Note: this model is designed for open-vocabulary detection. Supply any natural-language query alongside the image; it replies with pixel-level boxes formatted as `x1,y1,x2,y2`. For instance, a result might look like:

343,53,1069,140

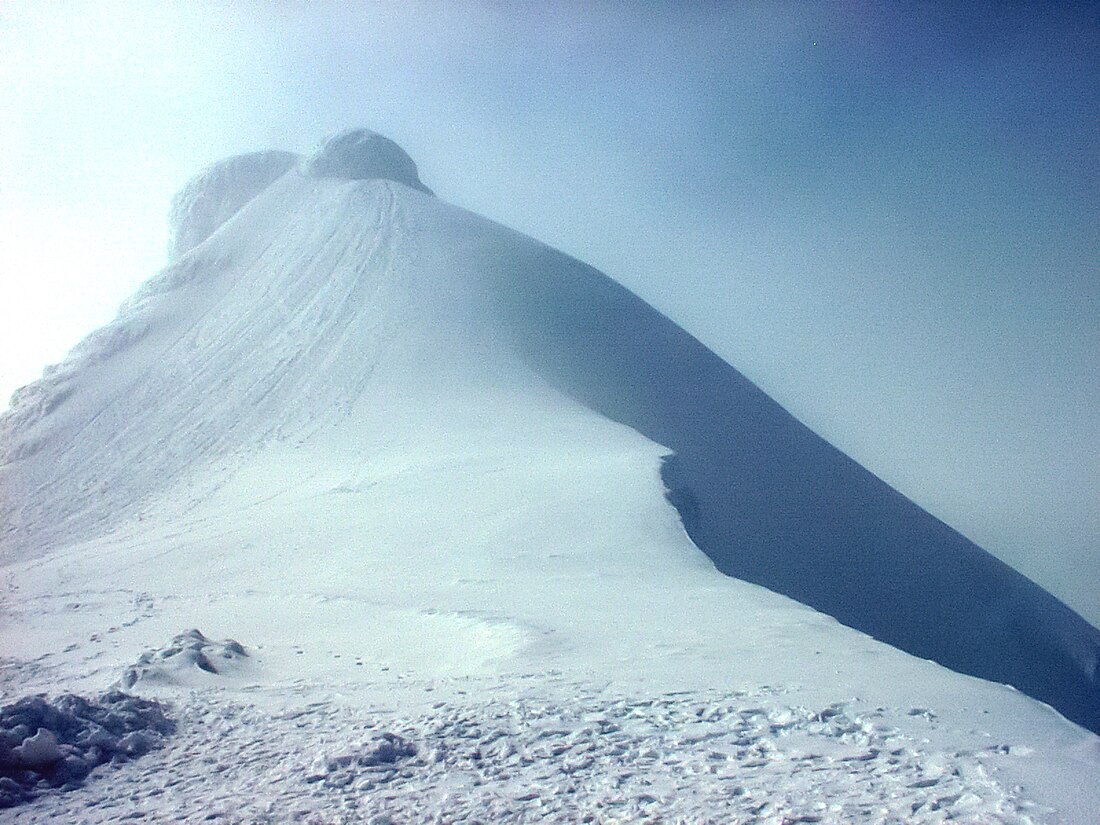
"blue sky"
0,1,1096,622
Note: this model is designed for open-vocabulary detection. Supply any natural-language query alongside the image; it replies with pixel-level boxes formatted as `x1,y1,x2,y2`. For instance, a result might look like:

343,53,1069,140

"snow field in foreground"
2,680,1050,825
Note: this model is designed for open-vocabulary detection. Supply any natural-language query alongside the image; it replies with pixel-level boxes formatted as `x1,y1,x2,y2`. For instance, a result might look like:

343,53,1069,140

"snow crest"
168,150,299,260
302,129,432,194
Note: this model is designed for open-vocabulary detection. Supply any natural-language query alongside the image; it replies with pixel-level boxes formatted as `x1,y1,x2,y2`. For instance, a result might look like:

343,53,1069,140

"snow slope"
484,241,1100,737
1,130,1098,821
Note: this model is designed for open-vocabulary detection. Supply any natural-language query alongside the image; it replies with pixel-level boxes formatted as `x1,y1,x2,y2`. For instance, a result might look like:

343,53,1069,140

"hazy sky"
1,2,1097,623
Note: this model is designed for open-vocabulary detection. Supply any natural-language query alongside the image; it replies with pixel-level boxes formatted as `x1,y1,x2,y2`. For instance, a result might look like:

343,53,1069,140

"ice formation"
301,128,432,193
167,150,299,260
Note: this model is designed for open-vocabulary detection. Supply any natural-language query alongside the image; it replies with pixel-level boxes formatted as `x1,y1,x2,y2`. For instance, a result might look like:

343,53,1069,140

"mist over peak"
2,136,1097,738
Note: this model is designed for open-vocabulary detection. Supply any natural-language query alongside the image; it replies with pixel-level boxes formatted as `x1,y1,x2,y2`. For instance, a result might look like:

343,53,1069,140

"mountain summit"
1,129,1098,752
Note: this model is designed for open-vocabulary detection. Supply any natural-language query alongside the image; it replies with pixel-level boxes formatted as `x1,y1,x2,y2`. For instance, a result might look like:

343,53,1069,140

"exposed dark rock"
0,692,174,809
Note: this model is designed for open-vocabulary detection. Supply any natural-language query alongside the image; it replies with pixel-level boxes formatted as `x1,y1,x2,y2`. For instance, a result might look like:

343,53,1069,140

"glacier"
0,129,1098,822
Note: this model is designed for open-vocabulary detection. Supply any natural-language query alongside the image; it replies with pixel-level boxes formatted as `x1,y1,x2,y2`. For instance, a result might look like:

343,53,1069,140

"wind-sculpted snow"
167,150,299,260
302,129,432,194
0,171,427,557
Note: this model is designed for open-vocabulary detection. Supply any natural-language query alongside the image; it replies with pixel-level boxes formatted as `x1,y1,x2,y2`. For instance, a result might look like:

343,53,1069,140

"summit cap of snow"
303,129,433,194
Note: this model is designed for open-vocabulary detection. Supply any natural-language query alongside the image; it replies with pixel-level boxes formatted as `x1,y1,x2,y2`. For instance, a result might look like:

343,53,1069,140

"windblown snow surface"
1,130,1098,823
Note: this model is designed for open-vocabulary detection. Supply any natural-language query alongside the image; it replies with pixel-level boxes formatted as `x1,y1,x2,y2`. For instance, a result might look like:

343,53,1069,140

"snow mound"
119,629,250,689
0,692,174,809
302,129,432,194
168,150,299,260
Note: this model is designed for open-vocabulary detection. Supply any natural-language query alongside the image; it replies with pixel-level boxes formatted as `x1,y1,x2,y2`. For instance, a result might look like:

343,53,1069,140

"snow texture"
1,130,1099,821
0,683,1065,823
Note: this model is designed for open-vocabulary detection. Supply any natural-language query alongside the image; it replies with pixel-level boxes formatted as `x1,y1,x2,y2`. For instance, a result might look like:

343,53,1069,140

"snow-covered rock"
13,728,61,767
119,629,250,689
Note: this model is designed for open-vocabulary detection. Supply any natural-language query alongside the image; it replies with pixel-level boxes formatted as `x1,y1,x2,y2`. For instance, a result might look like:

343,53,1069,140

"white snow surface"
1,158,1099,822
167,149,299,260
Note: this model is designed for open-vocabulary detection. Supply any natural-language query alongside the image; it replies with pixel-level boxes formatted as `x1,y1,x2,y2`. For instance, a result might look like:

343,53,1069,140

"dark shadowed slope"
482,240,1100,735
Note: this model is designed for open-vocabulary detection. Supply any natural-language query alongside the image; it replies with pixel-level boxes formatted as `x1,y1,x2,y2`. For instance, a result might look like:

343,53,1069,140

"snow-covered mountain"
1,130,1098,822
